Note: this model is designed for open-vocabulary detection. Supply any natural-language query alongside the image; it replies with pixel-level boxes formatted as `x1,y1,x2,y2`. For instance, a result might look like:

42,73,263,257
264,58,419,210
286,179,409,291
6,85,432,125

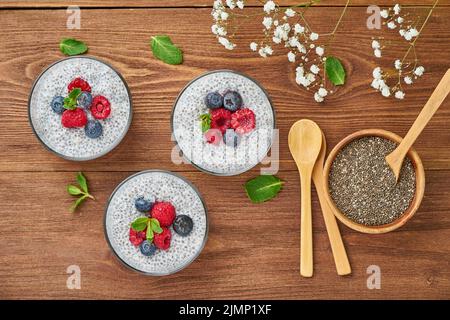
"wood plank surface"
0,1,449,300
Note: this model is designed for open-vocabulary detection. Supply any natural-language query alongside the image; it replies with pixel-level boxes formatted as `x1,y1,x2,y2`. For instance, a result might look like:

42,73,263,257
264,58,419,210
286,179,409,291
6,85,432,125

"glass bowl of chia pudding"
171,70,276,176
104,170,208,276
28,56,132,161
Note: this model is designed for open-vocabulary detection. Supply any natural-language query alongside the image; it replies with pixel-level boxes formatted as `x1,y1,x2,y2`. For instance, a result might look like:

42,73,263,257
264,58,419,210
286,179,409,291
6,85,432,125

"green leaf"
325,56,346,86
244,175,284,203
146,222,154,241
70,195,88,212
199,113,211,133
150,218,163,234
67,185,83,196
64,88,81,110
77,172,88,193
131,217,148,231
59,38,88,56
150,35,183,65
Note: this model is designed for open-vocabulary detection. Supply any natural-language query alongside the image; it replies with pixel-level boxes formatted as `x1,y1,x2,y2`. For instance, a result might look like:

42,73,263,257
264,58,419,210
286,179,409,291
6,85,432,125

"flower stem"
325,0,350,48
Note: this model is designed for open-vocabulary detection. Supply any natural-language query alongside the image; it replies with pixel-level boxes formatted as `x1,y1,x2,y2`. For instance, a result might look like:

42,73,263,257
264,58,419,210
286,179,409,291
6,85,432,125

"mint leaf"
244,175,284,203
70,195,87,212
199,113,211,133
60,38,88,56
77,172,88,193
146,222,154,241
64,88,81,110
150,218,163,234
67,185,83,196
150,35,183,65
325,56,346,86
131,217,148,231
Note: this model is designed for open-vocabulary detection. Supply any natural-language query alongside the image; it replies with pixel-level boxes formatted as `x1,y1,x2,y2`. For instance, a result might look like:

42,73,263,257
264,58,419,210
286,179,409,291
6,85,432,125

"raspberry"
68,77,91,93
204,128,222,145
231,108,256,134
210,108,231,134
153,227,171,250
129,227,147,247
151,202,176,227
90,95,111,120
61,108,88,128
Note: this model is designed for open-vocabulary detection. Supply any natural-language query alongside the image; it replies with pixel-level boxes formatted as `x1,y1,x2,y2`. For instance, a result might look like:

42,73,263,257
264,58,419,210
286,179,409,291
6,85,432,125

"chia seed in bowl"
104,170,208,276
171,70,276,176
28,56,132,161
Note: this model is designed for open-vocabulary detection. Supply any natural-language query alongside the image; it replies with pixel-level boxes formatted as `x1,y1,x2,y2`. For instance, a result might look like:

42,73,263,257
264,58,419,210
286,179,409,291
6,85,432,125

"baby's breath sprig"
370,1,439,100
211,0,349,103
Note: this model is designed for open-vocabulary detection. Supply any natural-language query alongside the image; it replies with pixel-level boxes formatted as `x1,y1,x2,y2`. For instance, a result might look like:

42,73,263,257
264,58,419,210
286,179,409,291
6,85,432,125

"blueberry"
173,215,193,237
223,91,243,112
77,91,93,109
51,96,65,114
139,240,157,256
204,92,223,109
135,196,154,213
223,129,241,148
84,120,103,139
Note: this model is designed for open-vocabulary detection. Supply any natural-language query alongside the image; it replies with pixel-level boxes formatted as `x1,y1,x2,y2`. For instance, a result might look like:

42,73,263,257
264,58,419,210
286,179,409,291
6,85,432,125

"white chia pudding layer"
105,171,208,275
172,70,275,175
29,57,132,160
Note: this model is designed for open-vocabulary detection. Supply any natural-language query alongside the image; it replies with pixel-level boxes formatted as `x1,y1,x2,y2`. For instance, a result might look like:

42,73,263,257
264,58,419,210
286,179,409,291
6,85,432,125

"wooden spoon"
288,119,323,277
312,132,351,276
386,69,450,182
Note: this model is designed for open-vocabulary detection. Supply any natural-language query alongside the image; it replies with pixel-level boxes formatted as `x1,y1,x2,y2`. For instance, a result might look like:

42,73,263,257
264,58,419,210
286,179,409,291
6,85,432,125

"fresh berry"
151,202,176,227
153,227,171,250
90,95,111,120
223,91,243,112
61,108,87,128
129,227,147,246
139,240,157,256
204,129,222,145
68,77,91,93
231,108,256,134
173,215,194,237
84,120,103,139
135,196,154,213
77,91,93,109
51,96,65,114
223,129,241,148
204,92,223,109
210,108,231,134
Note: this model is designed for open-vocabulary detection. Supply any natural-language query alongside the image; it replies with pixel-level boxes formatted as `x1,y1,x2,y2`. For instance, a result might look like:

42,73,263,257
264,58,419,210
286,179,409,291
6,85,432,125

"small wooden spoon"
386,69,450,182
312,132,351,276
288,119,323,277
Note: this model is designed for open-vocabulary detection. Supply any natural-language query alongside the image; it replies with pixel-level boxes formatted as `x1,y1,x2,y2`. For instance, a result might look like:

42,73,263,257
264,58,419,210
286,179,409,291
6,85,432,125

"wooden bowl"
323,129,425,234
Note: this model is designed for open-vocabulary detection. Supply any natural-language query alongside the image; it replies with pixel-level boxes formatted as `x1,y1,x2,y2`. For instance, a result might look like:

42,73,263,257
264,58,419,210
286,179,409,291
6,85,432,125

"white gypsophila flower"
258,48,267,58
258,45,273,58
393,4,401,15
212,11,220,21
294,23,305,34
309,32,319,41
395,90,405,99
387,21,396,29
218,37,234,50
310,64,320,74
381,86,391,97
372,67,382,79
213,0,222,10
296,66,304,76
372,40,380,49
318,87,328,97
298,43,306,53
250,42,258,51
236,0,244,9
272,36,282,44
264,0,276,14
397,16,404,24
265,46,273,55
226,0,236,9
211,24,219,35
394,59,402,70
314,92,324,102
288,37,300,48
409,28,419,37
273,24,290,41
315,46,324,56
414,66,425,76
285,8,296,17
221,11,229,20
310,43,315,49
288,51,296,62
404,31,412,41
399,29,406,36
404,76,413,84
374,49,382,58
371,78,381,90
217,26,227,36
380,9,389,18
263,16,273,30
306,72,316,82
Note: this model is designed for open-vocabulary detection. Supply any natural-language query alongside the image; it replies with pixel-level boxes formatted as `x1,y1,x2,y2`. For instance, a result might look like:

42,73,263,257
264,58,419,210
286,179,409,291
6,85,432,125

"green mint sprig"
67,172,95,212
60,38,88,56
325,56,346,86
244,175,284,203
199,113,211,133
131,217,163,243
64,88,81,110
150,35,183,65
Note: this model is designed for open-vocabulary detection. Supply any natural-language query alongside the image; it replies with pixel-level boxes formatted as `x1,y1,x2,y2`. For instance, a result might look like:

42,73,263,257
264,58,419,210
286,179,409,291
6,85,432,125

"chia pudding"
328,136,416,226
104,170,208,275
172,70,275,175
29,56,132,161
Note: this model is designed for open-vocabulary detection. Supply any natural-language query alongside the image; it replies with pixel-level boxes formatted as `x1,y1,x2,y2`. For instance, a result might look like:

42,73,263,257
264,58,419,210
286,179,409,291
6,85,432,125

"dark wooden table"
0,0,449,299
